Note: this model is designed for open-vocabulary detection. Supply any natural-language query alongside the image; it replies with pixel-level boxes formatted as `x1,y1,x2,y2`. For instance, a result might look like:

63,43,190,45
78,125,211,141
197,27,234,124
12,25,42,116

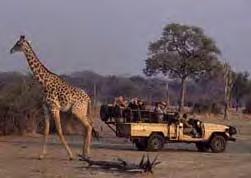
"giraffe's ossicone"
10,35,93,160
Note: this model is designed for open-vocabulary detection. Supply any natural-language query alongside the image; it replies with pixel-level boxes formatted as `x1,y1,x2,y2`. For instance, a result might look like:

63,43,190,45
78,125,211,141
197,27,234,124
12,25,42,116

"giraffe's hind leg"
39,105,50,160
51,110,74,160
72,105,92,157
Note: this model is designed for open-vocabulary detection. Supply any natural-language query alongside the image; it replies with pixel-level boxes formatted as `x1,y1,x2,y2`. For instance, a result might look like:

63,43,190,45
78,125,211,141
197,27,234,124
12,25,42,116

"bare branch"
78,154,161,173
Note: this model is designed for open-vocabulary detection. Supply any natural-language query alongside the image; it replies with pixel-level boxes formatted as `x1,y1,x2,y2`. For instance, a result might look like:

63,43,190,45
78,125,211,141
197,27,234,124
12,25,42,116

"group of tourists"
113,96,145,110
112,96,198,137
113,96,169,113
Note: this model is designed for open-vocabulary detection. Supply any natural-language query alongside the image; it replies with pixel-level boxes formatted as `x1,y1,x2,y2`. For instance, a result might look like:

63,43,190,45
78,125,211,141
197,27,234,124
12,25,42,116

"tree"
144,23,221,111
232,71,250,111
223,63,234,120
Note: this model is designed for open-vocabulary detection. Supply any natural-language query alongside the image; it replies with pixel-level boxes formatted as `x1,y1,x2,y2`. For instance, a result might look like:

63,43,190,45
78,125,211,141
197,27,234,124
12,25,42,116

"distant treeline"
0,70,247,135
62,70,225,105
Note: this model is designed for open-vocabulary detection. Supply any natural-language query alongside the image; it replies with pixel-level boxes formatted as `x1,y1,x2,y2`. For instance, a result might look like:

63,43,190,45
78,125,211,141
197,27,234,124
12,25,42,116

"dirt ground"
0,113,251,178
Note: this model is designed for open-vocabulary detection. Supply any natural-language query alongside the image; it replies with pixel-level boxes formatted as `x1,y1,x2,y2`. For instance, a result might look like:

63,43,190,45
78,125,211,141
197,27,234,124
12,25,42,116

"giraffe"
10,35,93,160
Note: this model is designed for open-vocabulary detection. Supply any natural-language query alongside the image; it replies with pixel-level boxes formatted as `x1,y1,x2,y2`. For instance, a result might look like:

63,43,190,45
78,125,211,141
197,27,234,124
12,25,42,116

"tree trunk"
179,78,186,112
224,102,229,120
235,98,239,112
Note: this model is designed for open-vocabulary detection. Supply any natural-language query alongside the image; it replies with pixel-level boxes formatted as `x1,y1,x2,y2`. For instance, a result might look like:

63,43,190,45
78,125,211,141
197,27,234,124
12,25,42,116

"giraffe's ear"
20,35,25,40
28,40,32,44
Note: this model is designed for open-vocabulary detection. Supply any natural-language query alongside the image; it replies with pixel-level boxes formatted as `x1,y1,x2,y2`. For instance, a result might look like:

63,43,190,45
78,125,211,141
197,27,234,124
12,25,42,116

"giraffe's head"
10,35,30,54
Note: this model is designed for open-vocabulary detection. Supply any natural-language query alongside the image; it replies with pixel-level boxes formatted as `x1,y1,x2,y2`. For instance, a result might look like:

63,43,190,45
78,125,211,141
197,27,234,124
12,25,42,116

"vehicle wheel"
196,142,210,152
210,135,226,153
147,134,165,151
134,139,147,151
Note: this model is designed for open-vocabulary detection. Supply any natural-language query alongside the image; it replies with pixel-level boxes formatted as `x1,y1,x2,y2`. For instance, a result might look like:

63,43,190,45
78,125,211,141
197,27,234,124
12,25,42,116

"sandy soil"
0,114,251,178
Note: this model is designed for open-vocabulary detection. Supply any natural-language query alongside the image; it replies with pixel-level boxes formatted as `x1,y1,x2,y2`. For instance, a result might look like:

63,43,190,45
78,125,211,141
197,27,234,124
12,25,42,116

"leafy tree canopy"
144,23,222,80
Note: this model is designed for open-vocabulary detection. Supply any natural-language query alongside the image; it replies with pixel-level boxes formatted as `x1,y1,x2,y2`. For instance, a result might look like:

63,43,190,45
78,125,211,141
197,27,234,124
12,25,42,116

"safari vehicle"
100,104,237,153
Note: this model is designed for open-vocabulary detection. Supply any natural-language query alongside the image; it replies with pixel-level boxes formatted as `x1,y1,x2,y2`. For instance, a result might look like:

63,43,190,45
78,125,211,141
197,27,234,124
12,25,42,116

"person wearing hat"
160,101,167,113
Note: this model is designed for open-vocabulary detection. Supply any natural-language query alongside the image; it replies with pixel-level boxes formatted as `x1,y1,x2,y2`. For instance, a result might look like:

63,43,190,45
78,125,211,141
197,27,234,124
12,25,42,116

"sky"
0,0,250,76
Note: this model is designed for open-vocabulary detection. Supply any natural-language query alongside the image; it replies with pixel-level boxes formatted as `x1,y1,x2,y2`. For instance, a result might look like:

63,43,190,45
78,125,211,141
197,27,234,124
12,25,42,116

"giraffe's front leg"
39,105,50,160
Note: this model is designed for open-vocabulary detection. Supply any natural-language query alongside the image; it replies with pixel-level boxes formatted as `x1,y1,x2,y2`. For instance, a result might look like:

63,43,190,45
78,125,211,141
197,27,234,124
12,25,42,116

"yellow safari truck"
115,121,236,153
100,105,237,153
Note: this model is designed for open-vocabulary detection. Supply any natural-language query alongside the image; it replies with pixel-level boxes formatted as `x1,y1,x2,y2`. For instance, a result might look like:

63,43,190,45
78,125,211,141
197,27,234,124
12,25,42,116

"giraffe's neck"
22,42,53,86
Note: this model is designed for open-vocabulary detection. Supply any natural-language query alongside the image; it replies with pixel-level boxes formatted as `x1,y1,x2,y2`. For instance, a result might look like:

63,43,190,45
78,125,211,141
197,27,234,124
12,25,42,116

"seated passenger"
180,114,198,137
128,97,139,110
153,102,165,123
160,101,167,113
114,96,127,108
138,99,145,110
113,96,127,121
128,97,142,122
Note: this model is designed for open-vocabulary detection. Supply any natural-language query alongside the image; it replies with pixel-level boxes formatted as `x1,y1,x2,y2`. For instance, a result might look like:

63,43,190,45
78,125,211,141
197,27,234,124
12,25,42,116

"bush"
192,101,222,114
0,75,44,135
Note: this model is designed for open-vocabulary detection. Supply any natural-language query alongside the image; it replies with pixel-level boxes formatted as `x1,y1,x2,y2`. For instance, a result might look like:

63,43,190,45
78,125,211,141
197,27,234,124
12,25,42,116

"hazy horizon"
0,0,250,76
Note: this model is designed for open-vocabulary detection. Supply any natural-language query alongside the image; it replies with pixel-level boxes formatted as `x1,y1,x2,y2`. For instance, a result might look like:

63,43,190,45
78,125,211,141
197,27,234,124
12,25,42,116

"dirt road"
0,116,251,178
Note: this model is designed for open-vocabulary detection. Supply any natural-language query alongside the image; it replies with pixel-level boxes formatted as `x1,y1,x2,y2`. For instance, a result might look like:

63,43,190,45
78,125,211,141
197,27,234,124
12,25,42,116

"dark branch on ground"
78,154,161,173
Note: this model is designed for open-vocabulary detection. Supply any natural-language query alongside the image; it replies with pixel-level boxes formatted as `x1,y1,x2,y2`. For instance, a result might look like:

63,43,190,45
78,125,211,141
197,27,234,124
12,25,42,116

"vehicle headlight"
197,121,201,127
229,126,237,135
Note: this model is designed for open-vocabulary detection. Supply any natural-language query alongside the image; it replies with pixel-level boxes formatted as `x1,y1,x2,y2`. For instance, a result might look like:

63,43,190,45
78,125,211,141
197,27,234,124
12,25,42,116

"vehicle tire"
134,139,147,151
196,142,210,152
147,134,165,151
210,135,226,153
